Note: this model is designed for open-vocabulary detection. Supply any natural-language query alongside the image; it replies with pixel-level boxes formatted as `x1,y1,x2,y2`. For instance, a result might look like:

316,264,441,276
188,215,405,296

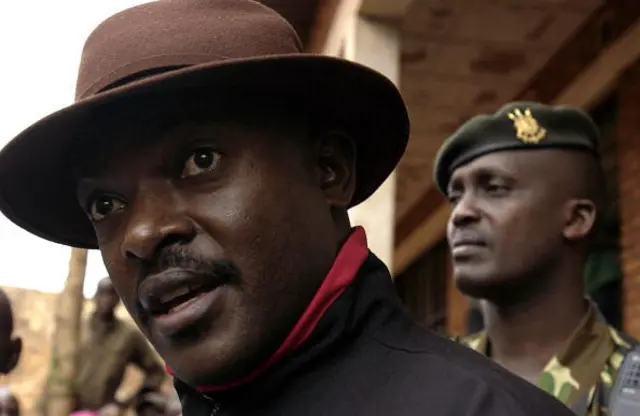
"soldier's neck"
483,265,588,382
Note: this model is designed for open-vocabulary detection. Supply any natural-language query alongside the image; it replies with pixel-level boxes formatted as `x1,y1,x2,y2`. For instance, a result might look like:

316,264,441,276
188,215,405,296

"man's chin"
455,271,526,305
453,267,500,299
171,366,226,387
167,356,248,387
162,338,270,387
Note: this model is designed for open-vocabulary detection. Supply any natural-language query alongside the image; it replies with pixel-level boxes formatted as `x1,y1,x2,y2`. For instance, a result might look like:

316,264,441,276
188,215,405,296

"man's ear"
1,337,21,374
563,199,597,241
313,130,356,208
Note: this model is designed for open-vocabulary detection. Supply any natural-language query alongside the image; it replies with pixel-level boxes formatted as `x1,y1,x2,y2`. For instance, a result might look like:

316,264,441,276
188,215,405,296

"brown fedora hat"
0,0,409,249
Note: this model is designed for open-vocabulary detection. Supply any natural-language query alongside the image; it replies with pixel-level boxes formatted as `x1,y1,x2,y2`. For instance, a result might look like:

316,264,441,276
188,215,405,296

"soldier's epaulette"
608,326,638,352
451,332,485,352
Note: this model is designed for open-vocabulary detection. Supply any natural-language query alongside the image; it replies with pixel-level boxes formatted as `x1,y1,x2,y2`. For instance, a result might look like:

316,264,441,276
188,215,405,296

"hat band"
76,53,228,100
98,65,189,94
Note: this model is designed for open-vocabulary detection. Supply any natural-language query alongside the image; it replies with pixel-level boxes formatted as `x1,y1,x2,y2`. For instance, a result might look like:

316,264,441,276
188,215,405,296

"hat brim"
0,54,409,249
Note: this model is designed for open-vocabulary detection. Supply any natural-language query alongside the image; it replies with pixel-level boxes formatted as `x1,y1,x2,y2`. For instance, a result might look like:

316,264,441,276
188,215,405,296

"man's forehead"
75,119,208,175
449,148,580,189
450,150,527,179
73,97,310,177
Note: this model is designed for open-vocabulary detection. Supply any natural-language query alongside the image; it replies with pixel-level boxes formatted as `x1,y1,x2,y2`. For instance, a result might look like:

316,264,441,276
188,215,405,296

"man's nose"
120,186,195,262
450,193,481,227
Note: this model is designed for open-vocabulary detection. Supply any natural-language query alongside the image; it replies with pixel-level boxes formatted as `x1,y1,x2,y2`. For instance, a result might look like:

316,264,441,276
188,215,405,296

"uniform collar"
463,301,617,406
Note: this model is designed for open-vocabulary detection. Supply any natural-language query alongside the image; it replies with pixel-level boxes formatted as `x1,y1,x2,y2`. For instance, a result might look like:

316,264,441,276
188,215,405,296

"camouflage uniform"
455,304,637,415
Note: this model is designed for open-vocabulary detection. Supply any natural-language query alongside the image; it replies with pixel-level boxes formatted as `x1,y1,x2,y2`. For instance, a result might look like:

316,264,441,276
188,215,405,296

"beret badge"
507,108,547,144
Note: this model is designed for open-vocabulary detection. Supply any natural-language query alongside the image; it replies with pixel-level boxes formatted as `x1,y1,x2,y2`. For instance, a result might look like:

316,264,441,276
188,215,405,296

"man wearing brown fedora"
0,1,574,415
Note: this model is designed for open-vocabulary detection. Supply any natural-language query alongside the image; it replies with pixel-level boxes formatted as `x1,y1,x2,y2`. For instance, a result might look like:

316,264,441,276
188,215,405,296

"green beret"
433,101,601,194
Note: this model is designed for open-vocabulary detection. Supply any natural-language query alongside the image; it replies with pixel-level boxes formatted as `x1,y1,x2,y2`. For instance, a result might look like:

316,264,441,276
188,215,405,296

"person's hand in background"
98,403,122,416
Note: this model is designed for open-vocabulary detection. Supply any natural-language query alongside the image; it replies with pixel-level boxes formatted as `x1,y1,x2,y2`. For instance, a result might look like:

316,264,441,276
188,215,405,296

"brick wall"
618,60,640,338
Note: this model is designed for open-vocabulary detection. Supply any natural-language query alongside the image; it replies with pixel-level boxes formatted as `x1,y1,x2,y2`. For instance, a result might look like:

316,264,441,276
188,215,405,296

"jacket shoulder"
372,326,573,415
467,385,575,416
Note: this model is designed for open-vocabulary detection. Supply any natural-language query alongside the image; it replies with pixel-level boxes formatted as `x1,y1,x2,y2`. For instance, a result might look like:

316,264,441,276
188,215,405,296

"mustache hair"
135,248,242,324
147,247,242,283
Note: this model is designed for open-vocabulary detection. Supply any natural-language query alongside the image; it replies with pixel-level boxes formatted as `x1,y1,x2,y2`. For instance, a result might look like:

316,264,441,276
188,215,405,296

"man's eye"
88,195,126,222
486,183,508,194
181,148,222,179
447,193,461,205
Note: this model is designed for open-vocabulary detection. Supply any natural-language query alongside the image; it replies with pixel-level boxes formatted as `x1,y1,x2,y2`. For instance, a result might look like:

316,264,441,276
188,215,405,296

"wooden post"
45,248,88,415
344,16,400,271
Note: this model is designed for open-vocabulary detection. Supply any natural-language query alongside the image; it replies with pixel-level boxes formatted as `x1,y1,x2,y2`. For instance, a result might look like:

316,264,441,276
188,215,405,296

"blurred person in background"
134,387,172,416
42,278,165,413
0,289,21,376
0,387,19,416
74,278,166,411
165,390,182,416
98,403,123,416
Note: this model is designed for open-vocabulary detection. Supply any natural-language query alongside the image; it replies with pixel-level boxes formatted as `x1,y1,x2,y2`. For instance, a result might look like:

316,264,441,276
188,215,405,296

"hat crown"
75,0,303,100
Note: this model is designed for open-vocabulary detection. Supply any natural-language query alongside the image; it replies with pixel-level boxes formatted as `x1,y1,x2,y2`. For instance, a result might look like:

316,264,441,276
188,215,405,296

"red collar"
168,227,369,392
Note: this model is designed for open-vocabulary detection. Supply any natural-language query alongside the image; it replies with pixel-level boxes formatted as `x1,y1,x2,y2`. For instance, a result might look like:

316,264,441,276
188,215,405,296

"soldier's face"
74,101,350,387
446,150,571,300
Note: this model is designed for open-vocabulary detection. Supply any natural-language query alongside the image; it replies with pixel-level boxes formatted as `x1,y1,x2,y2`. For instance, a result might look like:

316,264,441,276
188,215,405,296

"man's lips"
451,239,486,248
450,235,487,258
137,268,223,317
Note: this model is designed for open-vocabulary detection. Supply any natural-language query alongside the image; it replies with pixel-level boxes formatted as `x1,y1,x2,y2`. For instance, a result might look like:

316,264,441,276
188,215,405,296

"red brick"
618,59,640,338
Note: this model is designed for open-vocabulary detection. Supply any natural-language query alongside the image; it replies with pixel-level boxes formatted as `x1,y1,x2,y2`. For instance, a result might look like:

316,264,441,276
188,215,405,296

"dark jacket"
175,254,574,415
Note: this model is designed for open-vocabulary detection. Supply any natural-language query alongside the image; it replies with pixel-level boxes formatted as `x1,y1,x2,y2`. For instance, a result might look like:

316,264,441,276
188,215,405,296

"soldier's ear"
563,199,596,241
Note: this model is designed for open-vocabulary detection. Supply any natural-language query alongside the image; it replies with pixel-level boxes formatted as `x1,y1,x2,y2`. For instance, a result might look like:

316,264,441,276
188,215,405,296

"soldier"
0,1,575,415
435,101,638,414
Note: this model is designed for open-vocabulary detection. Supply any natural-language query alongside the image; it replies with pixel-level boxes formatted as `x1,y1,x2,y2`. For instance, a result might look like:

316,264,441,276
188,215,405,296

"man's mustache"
144,247,242,284
135,248,242,323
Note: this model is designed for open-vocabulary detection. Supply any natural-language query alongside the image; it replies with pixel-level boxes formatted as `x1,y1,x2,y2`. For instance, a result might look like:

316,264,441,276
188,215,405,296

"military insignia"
507,108,547,144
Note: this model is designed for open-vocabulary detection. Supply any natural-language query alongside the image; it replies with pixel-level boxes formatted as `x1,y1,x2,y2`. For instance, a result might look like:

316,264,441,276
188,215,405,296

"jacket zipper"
207,397,222,415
